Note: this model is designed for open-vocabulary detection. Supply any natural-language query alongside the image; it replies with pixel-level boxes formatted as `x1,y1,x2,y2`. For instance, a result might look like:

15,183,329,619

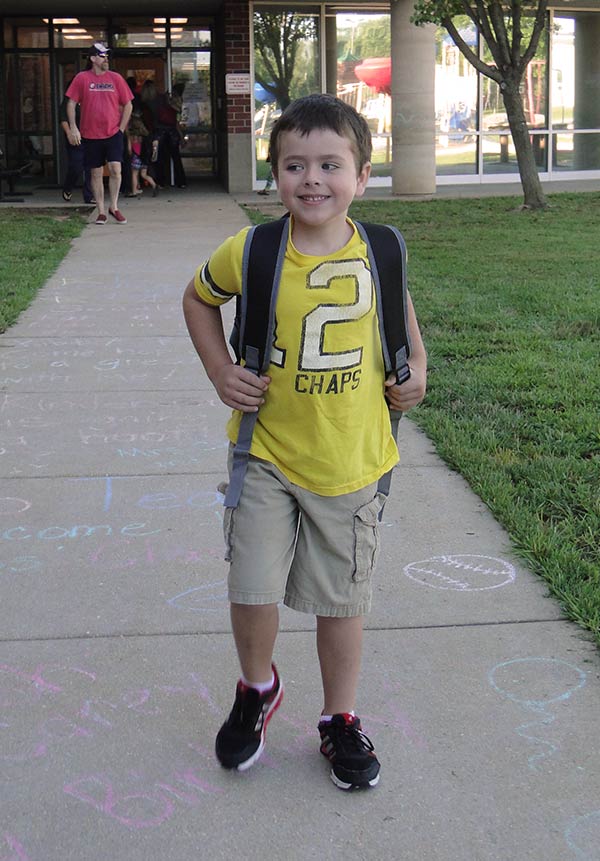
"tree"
254,12,318,110
354,18,391,59
411,0,549,209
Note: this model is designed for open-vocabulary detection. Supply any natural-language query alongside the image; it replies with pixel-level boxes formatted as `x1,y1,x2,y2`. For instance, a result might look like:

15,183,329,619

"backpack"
224,214,411,511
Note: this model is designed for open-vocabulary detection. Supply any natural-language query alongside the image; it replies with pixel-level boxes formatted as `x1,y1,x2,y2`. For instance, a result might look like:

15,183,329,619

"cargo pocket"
223,507,235,562
352,493,384,582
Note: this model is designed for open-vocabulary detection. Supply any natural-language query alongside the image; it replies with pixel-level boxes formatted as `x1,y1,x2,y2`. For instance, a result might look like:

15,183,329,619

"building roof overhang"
5,0,223,14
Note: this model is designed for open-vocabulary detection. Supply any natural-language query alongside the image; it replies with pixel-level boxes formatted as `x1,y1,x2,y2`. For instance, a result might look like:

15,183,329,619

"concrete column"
390,0,436,194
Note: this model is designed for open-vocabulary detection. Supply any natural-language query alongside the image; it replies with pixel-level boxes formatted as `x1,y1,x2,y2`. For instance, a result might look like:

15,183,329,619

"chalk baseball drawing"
488,657,587,771
564,810,600,860
403,554,516,591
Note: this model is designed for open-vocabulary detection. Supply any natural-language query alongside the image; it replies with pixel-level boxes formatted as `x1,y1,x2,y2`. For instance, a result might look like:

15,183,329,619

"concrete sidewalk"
1,186,599,861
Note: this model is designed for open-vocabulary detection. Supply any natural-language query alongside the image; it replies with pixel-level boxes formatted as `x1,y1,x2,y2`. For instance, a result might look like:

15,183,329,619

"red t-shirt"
66,70,132,139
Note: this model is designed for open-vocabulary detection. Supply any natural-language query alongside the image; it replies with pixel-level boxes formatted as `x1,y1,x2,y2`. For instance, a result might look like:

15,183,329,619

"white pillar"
390,0,436,194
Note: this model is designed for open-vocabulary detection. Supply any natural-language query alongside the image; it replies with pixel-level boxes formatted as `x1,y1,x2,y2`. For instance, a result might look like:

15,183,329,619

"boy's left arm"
384,291,427,412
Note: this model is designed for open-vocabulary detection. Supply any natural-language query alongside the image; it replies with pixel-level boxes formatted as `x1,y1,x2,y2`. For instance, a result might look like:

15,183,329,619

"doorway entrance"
112,50,217,179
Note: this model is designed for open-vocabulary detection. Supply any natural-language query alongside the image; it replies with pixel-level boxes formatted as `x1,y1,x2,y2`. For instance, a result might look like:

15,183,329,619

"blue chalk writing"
564,810,600,859
1,523,162,542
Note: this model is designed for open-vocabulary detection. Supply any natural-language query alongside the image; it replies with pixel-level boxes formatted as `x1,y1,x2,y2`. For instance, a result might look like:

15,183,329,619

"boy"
182,94,427,790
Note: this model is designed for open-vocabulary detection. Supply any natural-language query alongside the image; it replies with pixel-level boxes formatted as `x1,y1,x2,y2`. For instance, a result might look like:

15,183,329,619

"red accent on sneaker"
320,712,354,725
109,208,127,224
318,713,380,790
95,213,107,225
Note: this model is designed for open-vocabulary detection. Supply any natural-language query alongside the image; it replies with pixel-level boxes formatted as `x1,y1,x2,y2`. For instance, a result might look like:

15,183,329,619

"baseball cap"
89,42,110,58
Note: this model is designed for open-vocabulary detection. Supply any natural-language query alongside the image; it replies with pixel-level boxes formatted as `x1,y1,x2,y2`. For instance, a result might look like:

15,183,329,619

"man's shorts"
83,131,124,170
223,452,386,618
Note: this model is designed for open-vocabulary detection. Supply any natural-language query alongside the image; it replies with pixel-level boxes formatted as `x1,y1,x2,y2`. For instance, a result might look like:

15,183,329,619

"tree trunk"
501,81,548,209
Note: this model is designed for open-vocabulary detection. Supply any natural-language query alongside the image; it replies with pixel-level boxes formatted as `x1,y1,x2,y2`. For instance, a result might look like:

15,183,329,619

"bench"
0,151,33,202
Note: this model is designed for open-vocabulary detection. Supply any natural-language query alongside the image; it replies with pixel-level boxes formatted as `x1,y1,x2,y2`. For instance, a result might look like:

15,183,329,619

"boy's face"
274,128,370,234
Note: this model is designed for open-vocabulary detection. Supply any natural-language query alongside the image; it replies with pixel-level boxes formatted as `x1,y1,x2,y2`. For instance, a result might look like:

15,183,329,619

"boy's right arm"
182,280,270,413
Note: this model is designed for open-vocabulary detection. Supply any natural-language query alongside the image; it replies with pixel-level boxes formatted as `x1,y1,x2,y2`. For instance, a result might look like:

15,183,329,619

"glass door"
171,49,215,176
54,50,88,185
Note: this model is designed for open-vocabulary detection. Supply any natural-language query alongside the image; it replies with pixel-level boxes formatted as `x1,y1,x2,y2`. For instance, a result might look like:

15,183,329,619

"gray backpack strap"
355,220,411,514
223,218,290,509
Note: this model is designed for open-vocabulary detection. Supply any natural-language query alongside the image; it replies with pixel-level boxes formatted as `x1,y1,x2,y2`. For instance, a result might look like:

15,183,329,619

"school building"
1,1,599,194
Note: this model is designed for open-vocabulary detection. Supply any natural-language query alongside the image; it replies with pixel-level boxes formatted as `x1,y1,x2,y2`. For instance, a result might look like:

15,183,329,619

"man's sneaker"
108,208,127,224
318,713,380,790
215,665,283,771
95,213,107,225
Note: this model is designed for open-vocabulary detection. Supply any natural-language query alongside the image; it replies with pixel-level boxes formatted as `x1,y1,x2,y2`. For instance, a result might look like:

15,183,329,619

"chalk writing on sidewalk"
564,810,600,860
488,657,587,771
166,581,228,613
2,656,428,831
0,498,31,516
403,554,516,591
1,832,30,861
64,768,224,830
69,477,223,514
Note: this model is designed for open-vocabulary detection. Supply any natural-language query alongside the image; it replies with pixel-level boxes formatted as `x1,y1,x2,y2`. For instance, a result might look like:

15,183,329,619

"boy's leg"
216,602,283,771
215,455,296,771
230,602,279,684
282,481,383,790
316,615,363,714
316,614,379,791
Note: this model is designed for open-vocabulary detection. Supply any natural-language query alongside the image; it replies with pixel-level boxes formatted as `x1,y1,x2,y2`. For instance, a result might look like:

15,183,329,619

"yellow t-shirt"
194,219,399,496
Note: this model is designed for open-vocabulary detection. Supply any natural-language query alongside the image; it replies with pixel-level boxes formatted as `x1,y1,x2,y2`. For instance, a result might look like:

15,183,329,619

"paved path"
1,186,599,860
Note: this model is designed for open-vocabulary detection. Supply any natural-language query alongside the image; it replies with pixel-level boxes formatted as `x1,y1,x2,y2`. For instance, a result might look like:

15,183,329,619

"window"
253,6,320,183
113,18,166,48
4,18,49,49
435,23,478,176
331,10,392,179
50,18,106,49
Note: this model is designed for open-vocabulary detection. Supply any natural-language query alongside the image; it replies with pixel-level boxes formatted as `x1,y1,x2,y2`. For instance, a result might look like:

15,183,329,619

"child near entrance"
182,94,427,790
126,110,158,198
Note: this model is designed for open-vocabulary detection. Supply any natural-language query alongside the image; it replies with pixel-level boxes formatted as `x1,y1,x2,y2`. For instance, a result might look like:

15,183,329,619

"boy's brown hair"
269,93,372,175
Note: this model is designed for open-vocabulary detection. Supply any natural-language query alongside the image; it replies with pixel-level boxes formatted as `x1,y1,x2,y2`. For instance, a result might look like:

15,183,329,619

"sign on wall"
225,73,251,95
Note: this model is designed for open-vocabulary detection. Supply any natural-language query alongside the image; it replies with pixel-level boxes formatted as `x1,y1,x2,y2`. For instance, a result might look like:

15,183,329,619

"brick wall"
224,0,252,134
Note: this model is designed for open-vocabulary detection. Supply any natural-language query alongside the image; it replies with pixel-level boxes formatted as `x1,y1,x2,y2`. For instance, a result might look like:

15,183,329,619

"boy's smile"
274,128,370,251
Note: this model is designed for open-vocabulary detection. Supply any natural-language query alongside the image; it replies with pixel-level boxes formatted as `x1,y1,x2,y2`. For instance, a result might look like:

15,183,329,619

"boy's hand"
384,366,426,413
213,364,271,412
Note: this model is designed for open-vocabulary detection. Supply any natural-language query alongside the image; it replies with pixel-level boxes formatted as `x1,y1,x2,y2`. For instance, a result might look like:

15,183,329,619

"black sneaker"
215,665,283,771
318,713,380,790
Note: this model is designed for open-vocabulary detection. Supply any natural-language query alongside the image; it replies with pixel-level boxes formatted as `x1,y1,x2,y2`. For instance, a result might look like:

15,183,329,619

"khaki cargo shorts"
222,451,385,617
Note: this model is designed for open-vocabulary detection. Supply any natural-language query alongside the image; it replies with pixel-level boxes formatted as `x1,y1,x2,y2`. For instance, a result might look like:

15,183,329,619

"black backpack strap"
355,220,411,511
224,215,290,510
355,220,411,384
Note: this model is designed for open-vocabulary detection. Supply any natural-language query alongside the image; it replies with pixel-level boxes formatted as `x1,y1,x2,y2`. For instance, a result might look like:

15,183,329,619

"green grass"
0,210,86,332
244,193,600,643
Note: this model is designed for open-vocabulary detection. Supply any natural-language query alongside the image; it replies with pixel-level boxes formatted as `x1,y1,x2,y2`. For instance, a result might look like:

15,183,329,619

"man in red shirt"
66,43,133,225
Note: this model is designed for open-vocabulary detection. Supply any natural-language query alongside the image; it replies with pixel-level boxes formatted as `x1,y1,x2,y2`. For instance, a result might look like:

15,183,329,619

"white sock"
241,672,275,694
320,710,355,723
